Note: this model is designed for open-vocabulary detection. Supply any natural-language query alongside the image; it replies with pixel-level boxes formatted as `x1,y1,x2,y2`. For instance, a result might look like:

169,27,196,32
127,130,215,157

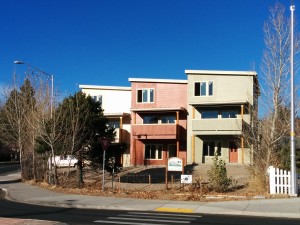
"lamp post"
14,61,54,118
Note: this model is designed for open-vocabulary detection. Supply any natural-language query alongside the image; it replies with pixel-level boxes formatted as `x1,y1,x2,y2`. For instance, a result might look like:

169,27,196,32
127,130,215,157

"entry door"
229,141,238,163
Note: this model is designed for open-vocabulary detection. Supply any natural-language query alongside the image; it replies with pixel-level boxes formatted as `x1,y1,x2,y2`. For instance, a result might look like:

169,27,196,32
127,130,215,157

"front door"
229,141,238,163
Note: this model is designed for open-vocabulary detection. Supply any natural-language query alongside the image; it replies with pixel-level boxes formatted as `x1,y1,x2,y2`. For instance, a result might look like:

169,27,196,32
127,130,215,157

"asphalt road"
0,189,299,225
0,162,20,175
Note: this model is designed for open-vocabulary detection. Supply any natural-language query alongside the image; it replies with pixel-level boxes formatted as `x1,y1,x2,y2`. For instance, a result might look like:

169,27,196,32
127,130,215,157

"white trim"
129,78,187,84
185,70,257,76
79,85,131,91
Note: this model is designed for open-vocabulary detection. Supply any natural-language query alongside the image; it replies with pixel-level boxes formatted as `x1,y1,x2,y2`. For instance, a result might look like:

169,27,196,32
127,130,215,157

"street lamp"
14,60,54,118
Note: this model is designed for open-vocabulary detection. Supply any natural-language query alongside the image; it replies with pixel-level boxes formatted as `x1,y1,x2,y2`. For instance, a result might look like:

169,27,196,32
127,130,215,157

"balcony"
192,118,245,135
132,124,178,139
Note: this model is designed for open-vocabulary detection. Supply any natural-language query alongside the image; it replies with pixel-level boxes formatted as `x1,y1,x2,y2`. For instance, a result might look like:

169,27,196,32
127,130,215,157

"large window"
145,144,163,160
195,81,213,96
161,115,176,124
201,110,218,119
221,110,238,118
137,89,154,103
203,141,221,156
143,114,175,124
143,116,159,124
199,108,239,119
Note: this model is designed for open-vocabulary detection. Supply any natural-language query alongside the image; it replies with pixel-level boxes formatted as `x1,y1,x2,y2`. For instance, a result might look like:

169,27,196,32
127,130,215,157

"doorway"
229,141,238,163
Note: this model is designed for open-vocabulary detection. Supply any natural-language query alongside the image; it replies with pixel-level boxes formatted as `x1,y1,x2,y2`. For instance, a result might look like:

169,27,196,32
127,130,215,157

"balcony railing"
192,118,244,135
132,124,177,139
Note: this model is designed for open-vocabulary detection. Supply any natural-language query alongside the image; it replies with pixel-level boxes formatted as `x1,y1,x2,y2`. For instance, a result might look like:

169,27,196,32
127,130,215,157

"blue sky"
0,0,297,96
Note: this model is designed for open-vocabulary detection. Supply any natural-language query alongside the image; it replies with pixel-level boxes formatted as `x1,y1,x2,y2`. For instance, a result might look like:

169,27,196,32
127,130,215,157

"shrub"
207,153,233,192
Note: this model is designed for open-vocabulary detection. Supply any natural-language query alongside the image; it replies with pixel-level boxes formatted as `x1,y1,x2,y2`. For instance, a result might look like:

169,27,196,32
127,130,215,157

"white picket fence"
268,166,299,195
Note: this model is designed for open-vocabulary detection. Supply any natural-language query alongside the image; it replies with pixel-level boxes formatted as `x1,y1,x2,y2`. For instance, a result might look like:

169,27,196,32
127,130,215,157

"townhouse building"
129,78,187,166
79,85,131,167
185,70,259,165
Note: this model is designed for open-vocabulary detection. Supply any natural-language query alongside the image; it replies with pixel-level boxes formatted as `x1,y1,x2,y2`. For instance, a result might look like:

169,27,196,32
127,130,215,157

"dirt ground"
30,165,279,202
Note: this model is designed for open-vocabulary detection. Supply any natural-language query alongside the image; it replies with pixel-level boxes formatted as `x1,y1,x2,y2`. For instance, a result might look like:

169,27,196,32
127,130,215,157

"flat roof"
185,70,257,76
79,85,131,91
129,78,187,84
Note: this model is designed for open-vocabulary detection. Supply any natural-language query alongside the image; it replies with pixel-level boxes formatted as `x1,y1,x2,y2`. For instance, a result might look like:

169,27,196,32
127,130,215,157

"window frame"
203,140,222,157
145,144,163,160
137,88,154,103
194,81,213,97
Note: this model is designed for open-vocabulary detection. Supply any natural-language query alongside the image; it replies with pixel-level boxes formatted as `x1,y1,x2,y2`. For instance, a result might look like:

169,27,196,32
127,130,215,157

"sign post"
167,157,183,189
100,137,111,192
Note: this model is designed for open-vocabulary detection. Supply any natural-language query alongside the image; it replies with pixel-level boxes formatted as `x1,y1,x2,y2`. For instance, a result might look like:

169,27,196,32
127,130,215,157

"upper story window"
143,116,159,124
161,115,176,124
199,108,239,119
201,110,218,119
221,110,238,118
143,114,176,124
92,95,102,107
137,89,154,103
107,121,120,129
194,81,213,96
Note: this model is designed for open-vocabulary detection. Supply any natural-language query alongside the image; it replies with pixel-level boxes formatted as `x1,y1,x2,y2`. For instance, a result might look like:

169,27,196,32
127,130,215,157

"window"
203,141,221,156
201,110,218,119
203,141,214,156
143,116,159,124
143,114,175,124
92,95,102,107
161,115,175,124
221,111,238,118
194,81,213,96
145,144,163,160
137,89,154,103
107,121,120,128
208,81,213,96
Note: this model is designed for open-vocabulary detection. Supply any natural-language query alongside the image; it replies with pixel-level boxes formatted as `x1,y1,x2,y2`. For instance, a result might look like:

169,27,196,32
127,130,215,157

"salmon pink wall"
131,82,187,110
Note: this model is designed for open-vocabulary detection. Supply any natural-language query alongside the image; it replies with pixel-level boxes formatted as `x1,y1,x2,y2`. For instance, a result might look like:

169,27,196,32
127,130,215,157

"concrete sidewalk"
0,171,300,224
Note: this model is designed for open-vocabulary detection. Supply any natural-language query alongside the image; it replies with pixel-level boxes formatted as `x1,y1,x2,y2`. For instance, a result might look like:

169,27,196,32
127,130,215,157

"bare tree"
245,3,300,191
